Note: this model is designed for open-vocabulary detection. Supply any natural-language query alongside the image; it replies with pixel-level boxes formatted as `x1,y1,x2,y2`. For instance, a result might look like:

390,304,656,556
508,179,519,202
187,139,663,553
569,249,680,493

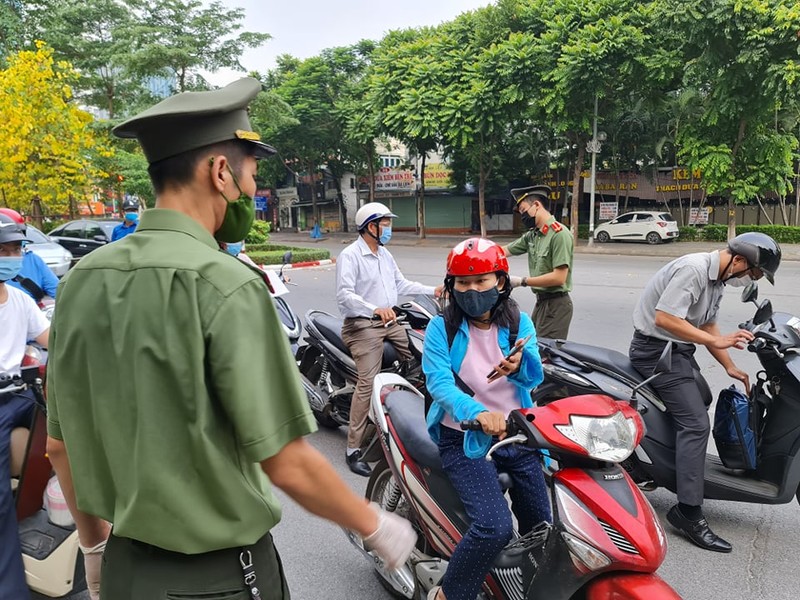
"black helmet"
122,198,138,212
728,232,781,284
0,213,28,245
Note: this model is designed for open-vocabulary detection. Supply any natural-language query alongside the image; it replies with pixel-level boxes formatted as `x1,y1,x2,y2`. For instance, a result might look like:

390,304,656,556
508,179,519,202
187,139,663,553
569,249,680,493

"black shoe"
666,505,732,553
346,451,372,477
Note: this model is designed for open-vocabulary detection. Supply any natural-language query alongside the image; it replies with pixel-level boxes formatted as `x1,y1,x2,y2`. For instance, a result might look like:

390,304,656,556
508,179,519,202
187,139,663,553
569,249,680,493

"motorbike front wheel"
366,461,423,599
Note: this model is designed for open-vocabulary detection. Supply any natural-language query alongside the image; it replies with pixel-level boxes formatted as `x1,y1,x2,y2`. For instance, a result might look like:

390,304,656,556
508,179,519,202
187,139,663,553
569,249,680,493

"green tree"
121,0,271,92
655,0,800,239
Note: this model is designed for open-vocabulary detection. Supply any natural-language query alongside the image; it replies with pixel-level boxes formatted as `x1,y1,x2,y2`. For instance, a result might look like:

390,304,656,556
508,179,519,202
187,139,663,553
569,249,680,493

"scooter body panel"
585,572,682,600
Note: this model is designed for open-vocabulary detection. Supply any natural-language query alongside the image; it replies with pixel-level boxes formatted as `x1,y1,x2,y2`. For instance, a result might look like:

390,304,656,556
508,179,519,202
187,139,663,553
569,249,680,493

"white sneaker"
427,585,441,600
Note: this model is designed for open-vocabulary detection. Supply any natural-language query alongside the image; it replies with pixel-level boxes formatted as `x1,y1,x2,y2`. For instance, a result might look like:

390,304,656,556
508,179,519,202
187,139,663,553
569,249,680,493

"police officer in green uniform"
45,78,415,600
503,185,574,340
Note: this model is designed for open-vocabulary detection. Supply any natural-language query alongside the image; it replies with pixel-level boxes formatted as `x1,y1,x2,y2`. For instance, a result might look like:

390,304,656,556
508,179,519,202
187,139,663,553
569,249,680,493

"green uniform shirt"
47,209,317,554
506,216,574,294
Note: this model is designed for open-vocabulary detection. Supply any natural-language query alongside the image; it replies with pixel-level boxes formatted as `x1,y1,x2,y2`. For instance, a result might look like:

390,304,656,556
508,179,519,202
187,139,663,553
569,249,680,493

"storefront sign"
375,167,414,192
689,206,711,225
424,163,452,190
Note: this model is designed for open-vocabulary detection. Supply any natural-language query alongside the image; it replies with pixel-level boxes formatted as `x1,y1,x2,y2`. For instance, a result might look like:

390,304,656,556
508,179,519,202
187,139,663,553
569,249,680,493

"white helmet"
355,202,397,230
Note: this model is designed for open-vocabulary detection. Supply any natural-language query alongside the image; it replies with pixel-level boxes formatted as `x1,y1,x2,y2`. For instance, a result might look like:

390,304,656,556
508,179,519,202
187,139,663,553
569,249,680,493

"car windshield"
25,226,51,244
100,222,120,237
659,213,677,222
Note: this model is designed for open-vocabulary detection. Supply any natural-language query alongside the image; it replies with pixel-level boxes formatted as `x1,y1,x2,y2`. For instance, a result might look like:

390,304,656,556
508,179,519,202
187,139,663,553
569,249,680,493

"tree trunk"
367,148,376,203
727,196,737,240
417,153,426,239
570,139,585,246
333,177,348,233
755,195,774,225
31,196,44,229
308,162,318,230
478,159,487,239
795,160,800,226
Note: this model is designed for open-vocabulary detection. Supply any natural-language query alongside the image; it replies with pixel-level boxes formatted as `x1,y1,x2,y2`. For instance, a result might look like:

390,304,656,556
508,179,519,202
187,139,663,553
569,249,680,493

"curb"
261,258,336,271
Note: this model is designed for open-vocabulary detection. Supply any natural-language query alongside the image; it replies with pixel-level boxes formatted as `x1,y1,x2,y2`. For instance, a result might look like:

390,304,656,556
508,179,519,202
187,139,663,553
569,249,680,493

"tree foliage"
0,42,113,216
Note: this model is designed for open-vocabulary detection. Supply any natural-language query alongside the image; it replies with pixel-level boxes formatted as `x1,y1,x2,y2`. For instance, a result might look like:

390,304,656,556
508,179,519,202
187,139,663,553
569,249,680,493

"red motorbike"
346,364,682,599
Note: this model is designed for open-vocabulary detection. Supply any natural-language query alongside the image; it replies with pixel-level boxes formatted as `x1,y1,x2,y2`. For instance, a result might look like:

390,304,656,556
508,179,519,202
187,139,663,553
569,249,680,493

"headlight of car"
555,412,639,462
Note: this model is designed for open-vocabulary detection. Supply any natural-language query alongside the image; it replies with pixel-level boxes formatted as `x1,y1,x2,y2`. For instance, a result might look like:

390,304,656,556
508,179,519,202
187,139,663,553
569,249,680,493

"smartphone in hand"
487,334,532,380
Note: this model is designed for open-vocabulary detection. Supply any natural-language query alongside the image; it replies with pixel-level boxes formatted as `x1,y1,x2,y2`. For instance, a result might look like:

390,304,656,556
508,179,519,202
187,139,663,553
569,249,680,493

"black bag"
713,385,757,470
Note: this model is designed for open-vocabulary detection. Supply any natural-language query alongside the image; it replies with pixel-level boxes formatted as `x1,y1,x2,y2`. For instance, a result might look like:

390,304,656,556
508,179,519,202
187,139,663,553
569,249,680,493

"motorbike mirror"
630,342,672,408
752,299,774,326
653,342,673,376
741,282,759,304
282,251,293,265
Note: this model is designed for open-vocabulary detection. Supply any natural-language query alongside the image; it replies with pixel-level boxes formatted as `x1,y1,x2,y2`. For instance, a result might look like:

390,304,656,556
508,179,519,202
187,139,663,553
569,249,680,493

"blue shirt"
422,312,543,459
111,221,137,241
8,250,60,299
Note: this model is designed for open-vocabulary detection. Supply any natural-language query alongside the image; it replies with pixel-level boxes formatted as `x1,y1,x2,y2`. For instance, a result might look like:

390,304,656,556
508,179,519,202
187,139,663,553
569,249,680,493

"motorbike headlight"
555,412,638,462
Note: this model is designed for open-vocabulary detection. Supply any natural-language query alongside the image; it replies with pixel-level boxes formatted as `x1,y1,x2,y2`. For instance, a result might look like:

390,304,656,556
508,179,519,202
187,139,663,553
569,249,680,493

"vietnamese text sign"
599,202,619,221
689,206,710,225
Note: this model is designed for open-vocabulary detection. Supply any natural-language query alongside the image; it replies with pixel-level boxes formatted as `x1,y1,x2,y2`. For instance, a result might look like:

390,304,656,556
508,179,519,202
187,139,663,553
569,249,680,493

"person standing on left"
336,202,443,476
503,185,574,340
0,217,50,600
110,198,139,242
45,78,415,600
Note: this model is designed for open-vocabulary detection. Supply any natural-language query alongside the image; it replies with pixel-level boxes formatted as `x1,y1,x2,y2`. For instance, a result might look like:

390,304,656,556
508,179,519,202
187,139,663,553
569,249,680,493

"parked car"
25,225,73,277
48,219,122,259
593,211,679,244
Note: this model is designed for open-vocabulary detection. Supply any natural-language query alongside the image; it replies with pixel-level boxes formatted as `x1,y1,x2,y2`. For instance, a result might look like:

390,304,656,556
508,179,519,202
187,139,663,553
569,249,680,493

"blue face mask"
225,242,244,256
125,212,138,222
379,225,392,245
0,256,23,282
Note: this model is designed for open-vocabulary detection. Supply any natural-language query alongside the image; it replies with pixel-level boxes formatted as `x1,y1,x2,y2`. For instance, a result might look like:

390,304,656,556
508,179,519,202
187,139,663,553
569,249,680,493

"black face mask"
453,287,500,318
520,206,539,230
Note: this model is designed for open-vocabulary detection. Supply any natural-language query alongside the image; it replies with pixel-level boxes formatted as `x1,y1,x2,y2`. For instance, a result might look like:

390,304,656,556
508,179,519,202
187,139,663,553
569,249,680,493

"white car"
594,211,679,244
25,225,74,277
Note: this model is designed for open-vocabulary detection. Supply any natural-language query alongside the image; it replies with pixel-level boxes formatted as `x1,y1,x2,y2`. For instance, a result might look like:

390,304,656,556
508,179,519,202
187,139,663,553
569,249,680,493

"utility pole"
587,95,600,246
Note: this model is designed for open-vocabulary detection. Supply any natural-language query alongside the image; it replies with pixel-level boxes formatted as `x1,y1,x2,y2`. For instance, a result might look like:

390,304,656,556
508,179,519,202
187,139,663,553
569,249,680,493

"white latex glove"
80,540,106,600
362,504,417,570
509,276,524,288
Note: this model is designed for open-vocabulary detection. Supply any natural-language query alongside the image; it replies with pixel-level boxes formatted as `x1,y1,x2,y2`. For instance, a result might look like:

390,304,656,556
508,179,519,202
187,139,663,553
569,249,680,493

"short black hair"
147,140,253,194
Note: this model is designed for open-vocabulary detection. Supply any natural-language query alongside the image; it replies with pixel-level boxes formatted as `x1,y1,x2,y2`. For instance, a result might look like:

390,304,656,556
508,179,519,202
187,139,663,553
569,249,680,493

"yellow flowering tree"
0,41,113,217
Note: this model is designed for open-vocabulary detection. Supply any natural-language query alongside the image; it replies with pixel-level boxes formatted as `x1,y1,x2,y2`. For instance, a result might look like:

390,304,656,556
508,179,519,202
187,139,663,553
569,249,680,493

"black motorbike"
296,295,440,429
532,283,800,507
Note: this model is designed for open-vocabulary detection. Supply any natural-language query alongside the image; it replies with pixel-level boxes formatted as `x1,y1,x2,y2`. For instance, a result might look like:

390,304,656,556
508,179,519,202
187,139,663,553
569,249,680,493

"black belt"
633,330,670,344
536,291,569,301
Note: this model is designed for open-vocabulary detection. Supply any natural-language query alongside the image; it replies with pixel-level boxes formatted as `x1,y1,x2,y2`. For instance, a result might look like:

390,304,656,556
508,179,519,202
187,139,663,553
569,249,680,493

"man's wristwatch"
520,277,528,287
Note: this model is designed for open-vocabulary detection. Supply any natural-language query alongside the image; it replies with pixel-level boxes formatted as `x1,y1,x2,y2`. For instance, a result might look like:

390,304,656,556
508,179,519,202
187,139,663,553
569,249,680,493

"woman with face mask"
422,238,552,600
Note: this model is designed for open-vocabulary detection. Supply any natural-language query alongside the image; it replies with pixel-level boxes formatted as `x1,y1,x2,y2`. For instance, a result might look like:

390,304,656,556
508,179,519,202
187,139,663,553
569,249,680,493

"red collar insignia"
551,222,563,232
539,224,549,235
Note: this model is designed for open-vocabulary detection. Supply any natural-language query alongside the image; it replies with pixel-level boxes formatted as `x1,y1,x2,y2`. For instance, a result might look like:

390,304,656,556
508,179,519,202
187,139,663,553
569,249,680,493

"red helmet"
446,238,509,277
0,207,24,224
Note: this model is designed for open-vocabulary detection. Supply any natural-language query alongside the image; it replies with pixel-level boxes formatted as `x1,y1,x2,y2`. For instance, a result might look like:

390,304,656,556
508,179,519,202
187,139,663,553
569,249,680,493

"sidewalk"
267,229,800,262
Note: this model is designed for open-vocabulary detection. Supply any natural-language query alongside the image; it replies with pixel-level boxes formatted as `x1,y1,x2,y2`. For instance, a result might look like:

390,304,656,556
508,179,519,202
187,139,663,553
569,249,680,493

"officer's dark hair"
148,140,254,194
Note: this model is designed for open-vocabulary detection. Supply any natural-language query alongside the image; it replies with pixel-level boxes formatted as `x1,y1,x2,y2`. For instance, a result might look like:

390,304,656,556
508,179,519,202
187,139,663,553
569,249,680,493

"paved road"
270,243,800,600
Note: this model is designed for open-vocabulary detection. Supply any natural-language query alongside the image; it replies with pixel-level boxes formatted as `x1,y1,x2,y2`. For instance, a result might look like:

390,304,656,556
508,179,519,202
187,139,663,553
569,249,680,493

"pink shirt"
441,323,521,430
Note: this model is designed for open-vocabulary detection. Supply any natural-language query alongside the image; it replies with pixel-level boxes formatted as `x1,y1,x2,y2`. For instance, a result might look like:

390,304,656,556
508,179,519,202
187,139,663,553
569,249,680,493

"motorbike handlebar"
748,337,767,353
459,417,520,435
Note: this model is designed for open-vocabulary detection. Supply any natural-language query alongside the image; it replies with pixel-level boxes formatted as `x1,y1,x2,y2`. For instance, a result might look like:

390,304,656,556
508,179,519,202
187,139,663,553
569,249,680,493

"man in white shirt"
1,219,50,598
336,203,442,476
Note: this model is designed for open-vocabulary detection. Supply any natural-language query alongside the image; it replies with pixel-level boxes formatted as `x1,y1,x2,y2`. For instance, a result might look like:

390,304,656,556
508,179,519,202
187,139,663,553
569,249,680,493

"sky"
208,0,493,85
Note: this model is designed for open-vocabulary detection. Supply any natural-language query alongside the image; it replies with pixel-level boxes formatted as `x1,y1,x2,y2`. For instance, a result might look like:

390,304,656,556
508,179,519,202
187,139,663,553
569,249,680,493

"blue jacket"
423,312,543,459
8,250,59,299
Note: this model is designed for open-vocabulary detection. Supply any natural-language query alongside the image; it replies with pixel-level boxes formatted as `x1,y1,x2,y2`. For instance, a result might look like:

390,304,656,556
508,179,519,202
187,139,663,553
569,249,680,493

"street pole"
587,94,599,247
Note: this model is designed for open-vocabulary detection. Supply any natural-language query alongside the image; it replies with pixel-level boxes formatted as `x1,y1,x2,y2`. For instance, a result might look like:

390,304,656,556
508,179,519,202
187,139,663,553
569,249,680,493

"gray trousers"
629,333,710,506
341,318,412,450
532,293,573,339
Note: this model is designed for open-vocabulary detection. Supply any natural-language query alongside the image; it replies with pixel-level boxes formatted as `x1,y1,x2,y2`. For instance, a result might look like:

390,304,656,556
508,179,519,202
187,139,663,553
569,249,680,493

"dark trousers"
1,389,35,600
629,333,710,506
437,426,551,600
341,318,412,450
101,532,289,600
532,293,573,339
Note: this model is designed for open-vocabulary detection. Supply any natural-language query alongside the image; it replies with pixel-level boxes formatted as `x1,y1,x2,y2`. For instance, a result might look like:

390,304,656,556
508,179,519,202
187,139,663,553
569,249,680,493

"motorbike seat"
385,390,442,470
556,341,647,385
309,312,400,368
384,390,513,489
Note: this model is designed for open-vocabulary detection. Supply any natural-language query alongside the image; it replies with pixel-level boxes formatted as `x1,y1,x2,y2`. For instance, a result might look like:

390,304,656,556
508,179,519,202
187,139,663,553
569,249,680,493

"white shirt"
0,284,50,376
336,236,435,318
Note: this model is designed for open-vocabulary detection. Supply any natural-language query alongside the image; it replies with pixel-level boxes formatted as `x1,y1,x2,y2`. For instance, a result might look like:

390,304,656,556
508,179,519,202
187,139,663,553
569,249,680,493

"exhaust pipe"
301,374,326,412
